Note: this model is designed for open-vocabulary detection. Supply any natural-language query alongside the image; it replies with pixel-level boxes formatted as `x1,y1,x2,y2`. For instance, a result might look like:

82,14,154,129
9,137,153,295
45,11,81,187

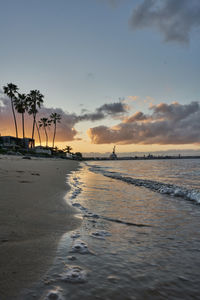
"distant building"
34,146,52,155
109,146,118,160
66,152,73,159
0,136,34,149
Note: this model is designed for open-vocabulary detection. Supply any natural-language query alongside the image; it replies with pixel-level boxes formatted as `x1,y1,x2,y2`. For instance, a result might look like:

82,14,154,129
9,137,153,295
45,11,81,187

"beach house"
0,136,34,150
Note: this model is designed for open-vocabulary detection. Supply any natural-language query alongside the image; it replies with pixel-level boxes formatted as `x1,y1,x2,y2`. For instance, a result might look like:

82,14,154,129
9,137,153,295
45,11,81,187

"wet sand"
0,155,81,300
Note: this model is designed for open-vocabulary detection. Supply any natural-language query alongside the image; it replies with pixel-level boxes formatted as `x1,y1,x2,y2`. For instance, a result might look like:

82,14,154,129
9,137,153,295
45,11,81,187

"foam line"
103,173,200,204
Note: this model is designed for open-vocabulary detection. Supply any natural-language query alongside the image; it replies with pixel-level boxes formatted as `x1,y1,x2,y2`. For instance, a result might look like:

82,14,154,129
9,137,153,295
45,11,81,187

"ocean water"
24,159,200,300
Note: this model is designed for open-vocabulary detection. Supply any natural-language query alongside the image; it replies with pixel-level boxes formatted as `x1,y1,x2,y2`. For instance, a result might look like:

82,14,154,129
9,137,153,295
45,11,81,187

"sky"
0,0,200,155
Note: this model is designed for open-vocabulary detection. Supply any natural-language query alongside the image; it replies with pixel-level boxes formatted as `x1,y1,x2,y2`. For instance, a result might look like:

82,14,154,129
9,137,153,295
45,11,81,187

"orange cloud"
0,96,79,146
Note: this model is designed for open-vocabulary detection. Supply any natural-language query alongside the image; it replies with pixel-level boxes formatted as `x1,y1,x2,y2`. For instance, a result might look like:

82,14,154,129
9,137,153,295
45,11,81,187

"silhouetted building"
0,136,34,149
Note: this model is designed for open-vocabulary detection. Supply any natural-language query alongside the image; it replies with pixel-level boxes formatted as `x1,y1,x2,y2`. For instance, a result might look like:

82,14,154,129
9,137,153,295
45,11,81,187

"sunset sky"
1,0,200,155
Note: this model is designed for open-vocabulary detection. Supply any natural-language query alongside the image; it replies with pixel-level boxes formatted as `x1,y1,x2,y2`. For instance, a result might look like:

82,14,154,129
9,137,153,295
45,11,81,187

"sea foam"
103,172,200,204
61,265,87,283
71,240,91,254
44,288,64,300
90,230,111,239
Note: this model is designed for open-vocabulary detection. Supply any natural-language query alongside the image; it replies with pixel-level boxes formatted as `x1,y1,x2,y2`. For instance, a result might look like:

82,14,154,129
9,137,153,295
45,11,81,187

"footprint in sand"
19,180,32,183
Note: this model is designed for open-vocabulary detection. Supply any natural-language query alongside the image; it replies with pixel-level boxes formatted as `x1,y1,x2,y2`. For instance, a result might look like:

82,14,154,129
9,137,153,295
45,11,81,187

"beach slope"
0,155,81,299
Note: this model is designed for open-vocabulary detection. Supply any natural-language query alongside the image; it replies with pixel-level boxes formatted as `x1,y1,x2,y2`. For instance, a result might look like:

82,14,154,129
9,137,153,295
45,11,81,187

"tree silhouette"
50,112,61,148
75,152,83,160
64,145,73,154
38,117,51,147
36,121,42,146
14,93,27,139
3,83,19,138
27,90,44,147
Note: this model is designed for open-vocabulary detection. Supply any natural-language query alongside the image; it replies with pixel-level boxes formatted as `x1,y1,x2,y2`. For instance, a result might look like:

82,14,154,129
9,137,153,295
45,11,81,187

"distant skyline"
1,0,200,154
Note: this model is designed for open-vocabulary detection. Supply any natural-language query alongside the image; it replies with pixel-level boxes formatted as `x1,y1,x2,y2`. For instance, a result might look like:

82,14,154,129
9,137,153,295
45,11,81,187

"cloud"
127,96,139,102
150,101,199,121
129,0,200,44
88,101,200,145
123,111,150,123
77,101,129,122
0,93,128,144
98,102,128,114
0,94,78,143
39,107,78,142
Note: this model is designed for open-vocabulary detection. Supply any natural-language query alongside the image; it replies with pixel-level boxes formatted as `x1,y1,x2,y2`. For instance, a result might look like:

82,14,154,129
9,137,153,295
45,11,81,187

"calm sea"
25,159,200,300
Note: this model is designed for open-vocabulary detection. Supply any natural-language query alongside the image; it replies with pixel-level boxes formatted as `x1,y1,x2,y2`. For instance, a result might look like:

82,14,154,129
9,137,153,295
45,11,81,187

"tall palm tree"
27,90,44,147
14,93,27,139
3,83,19,138
38,117,51,147
36,121,42,146
50,112,62,148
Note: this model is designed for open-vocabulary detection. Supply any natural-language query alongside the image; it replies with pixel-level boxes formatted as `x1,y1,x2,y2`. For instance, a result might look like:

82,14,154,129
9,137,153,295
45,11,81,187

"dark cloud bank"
129,0,200,43
88,101,200,145
78,102,128,122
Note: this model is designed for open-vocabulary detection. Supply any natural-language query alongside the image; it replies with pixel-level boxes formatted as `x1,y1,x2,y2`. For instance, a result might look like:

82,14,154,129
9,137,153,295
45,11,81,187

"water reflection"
26,160,200,299
66,161,200,299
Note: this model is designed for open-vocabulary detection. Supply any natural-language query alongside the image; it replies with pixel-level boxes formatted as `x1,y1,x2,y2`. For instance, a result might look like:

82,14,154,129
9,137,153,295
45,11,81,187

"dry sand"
0,155,82,300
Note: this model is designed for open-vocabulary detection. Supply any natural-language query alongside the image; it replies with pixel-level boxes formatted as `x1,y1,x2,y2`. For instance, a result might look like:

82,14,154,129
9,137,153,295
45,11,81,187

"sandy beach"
0,155,81,300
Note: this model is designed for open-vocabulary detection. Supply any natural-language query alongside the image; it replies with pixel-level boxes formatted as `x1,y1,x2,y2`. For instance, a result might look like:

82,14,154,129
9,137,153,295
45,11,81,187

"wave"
88,163,200,205
69,167,150,227
103,172,200,204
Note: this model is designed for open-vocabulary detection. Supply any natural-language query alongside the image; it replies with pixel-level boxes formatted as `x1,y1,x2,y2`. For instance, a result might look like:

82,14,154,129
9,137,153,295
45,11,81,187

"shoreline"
0,155,82,300
83,155,200,161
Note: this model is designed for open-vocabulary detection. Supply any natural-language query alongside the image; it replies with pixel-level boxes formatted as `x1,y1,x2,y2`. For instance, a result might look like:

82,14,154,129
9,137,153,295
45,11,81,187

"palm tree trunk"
44,127,48,147
31,113,36,148
11,97,18,138
22,113,25,139
52,123,56,148
36,122,42,146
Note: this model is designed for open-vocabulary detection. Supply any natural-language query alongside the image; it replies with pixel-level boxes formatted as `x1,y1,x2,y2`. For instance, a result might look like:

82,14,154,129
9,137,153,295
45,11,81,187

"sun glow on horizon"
2,125,200,155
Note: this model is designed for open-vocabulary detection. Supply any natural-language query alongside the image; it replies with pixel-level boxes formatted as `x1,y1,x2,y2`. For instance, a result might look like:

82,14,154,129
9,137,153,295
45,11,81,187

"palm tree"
3,83,19,138
38,117,51,147
54,146,59,153
64,145,73,154
75,152,83,160
14,93,27,139
27,90,44,147
50,113,62,148
36,121,42,146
